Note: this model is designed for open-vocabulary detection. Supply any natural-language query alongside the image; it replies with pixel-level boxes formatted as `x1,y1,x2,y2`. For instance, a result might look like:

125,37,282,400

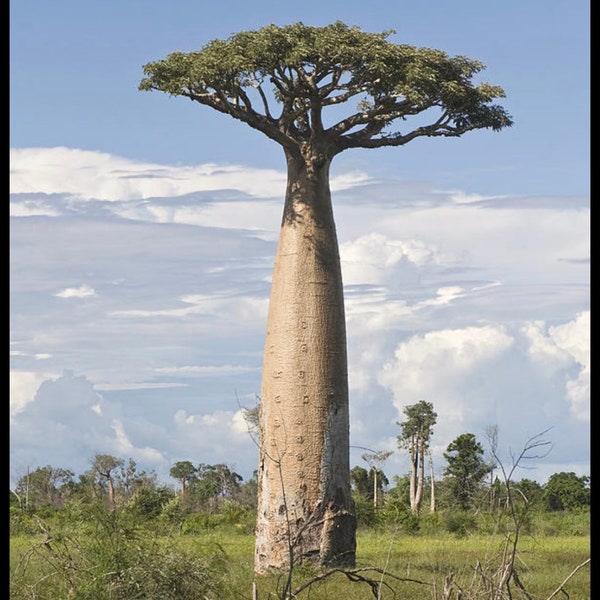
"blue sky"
10,1,589,489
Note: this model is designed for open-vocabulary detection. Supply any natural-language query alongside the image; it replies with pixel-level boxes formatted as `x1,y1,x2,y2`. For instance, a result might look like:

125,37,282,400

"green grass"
11,526,590,599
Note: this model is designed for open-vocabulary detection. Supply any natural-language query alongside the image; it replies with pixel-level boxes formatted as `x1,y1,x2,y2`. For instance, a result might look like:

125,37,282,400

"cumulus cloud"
522,311,590,421
379,324,514,408
340,233,450,286
110,419,167,465
10,370,59,419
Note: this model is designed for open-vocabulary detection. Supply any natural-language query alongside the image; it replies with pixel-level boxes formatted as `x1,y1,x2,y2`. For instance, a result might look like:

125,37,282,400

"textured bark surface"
254,152,356,573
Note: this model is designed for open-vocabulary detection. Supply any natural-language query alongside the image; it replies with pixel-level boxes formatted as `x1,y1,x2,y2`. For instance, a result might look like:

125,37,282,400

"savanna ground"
10,511,590,599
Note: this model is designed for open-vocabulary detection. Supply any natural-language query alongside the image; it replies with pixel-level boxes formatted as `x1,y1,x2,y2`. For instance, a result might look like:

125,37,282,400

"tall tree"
139,22,512,572
91,454,124,511
169,460,198,499
443,433,492,510
361,450,393,508
397,400,437,514
484,424,499,510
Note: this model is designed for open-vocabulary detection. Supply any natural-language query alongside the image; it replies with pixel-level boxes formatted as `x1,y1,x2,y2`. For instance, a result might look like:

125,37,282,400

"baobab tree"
361,450,394,509
169,460,197,499
139,21,512,573
92,454,123,511
397,400,438,514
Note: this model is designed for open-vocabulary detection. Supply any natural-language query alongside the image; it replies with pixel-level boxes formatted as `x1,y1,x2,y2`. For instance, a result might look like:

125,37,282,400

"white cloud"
10,370,59,419
55,284,97,298
379,325,514,405
522,311,590,421
156,365,259,377
421,286,466,307
10,147,288,200
445,190,503,204
94,382,188,391
10,147,373,204
340,233,450,286
110,419,167,465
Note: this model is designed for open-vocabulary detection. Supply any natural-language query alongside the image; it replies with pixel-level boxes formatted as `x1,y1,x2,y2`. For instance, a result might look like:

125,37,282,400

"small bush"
417,511,442,534
443,511,477,537
10,511,228,600
181,511,223,534
353,497,376,527
9,507,38,536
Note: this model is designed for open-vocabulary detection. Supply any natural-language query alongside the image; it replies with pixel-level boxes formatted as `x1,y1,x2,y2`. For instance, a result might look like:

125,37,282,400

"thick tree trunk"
254,149,356,573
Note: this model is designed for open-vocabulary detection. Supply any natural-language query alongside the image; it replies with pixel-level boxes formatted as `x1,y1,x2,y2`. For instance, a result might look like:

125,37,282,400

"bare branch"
546,559,591,600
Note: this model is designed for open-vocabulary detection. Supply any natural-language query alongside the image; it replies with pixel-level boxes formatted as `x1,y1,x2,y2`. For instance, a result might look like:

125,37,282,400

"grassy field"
11,527,590,599
177,528,591,599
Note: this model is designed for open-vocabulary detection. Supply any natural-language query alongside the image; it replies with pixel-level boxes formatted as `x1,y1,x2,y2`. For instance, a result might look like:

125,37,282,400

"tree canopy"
443,433,492,510
139,22,512,159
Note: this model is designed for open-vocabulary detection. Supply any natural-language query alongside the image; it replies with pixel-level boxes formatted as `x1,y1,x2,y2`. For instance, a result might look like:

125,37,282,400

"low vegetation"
10,429,590,598
10,490,589,599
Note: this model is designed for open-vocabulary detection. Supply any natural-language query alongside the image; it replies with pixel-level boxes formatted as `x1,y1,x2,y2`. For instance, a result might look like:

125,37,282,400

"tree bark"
415,436,425,514
254,148,356,573
409,443,418,513
428,449,436,513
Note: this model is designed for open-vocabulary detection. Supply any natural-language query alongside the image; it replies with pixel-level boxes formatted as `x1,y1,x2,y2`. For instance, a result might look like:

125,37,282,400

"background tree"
543,472,590,512
114,458,158,501
169,460,198,499
443,433,492,511
194,463,243,512
397,400,437,514
127,485,176,520
236,470,259,509
350,466,371,499
361,450,393,508
91,454,123,511
139,21,512,573
513,478,544,508
484,424,499,510
14,466,74,512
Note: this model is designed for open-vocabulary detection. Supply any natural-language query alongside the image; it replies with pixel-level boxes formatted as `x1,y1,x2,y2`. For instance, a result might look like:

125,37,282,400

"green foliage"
443,510,478,537
443,432,492,510
378,496,420,533
350,465,370,498
180,511,224,534
127,485,175,519
531,508,590,536
352,495,376,528
543,471,590,511
139,22,512,155
10,503,227,600
396,401,437,450
10,506,590,599
416,511,441,535
14,465,75,511
9,506,38,536
219,500,256,533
